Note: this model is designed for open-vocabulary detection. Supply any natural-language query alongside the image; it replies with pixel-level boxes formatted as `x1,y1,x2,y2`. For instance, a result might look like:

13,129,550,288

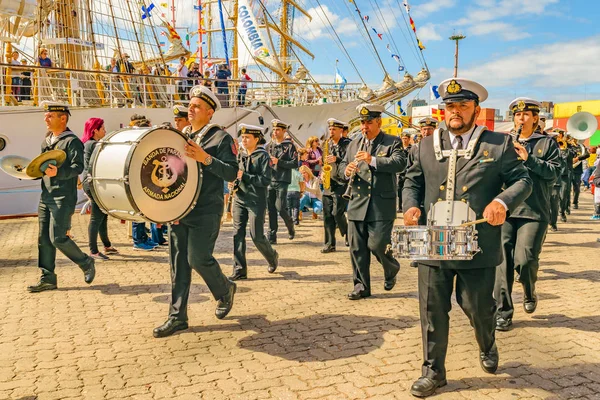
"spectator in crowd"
592,157,600,221
118,53,135,73
583,147,597,191
238,68,252,106
106,58,119,73
287,163,305,225
10,51,21,100
187,63,202,86
81,118,118,260
299,165,323,219
215,64,231,95
38,48,53,68
202,70,213,89
299,148,310,169
20,59,32,101
176,56,189,98
305,136,323,176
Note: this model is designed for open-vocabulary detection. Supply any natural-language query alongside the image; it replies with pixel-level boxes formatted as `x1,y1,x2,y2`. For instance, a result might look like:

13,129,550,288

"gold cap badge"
241,126,246,134
360,107,369,115
447,80,462,95
517,100,526,111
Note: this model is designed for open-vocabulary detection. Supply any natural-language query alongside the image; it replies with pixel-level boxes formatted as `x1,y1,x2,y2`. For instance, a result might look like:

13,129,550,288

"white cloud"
294,5,356,41
468,22,531,41
412,0,457,19
418,24,443,41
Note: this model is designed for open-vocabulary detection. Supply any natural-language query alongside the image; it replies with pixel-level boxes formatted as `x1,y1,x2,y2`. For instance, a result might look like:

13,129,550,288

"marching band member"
321,118,351,253
403,79,532,397
173,104,191,131
419,117,438,138
153,85,237,338
266,119,298,244
28,104,96,292
556,129,575,222
494,98,561,331
229,124,279,280
339,104,406,300
571,139,589,210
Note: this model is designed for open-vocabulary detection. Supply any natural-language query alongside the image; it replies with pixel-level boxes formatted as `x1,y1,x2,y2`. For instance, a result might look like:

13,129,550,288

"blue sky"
289,0,599,114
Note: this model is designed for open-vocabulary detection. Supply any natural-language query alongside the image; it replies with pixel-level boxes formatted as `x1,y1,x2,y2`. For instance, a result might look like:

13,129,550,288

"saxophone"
322,137,332,190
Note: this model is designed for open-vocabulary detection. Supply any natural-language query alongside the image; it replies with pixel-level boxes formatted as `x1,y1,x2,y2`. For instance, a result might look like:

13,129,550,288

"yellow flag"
418,39,425,50
160,2,168,7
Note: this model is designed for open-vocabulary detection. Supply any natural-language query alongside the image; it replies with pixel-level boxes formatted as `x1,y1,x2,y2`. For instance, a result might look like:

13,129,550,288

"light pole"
449,33,466,78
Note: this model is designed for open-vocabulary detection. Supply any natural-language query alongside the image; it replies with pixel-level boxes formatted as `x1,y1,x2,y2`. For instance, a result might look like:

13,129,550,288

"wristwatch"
202,155,213,166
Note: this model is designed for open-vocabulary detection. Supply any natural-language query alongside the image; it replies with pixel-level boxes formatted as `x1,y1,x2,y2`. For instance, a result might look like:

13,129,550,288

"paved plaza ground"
0,194,599,400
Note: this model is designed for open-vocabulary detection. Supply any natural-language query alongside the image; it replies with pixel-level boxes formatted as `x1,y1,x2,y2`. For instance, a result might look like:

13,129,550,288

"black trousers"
418,264,497,381
322,193,348,248
38,198,91,284
397,178,404,211
348,219,399,294
88,200,111,254
559,174,572,214
286,191,301,224
495,218,548,321
168,214,231,321
571,170,582,205
233,202,277,274
267,183,295,239
549,186,560,226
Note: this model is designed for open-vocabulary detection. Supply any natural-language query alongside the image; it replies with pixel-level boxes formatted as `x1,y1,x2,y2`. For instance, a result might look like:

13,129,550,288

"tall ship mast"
0,0,430,216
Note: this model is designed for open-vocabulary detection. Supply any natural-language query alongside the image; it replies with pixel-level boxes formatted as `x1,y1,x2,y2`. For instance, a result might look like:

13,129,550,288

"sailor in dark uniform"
571,139,589,210
396,130,412,212
153,85,237,338
403,79,532,397
549,128,566,231
419,117,438,138
556,129,574,222
173,104,190,131
321,118,351,253
266,119,298,244
28,103,96,292
494,98,561,331
339,104,406,300
229,124,279,280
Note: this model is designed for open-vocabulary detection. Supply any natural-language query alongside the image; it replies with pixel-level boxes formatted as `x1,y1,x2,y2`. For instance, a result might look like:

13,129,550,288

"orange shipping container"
476,118,495,131
553,100,600,119
479,108,496,120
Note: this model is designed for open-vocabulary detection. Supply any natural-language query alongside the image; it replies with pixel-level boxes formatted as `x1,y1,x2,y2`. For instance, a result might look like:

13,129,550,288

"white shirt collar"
448,125,477,150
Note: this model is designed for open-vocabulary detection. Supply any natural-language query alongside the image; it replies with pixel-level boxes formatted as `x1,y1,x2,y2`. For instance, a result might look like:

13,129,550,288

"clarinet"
227,153,243,213
513,124,523,143
342,135,368,200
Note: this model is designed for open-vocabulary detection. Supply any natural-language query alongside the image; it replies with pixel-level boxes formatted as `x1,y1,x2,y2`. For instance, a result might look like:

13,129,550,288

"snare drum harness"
432,124,487,224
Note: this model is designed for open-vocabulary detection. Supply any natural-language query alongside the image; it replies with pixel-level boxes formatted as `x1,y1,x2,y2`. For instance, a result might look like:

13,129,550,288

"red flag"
410,17,416,33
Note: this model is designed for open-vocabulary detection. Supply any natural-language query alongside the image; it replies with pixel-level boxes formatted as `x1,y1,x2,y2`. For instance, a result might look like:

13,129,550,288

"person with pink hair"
81,118,118,260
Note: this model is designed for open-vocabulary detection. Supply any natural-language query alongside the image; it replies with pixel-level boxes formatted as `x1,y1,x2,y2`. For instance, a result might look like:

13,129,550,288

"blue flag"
430,85,441,100
141,3,155,19
335,67,347,90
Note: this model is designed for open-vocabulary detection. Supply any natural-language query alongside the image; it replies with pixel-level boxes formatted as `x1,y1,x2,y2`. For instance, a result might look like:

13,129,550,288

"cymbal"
0,155,34,180
26,150,67,178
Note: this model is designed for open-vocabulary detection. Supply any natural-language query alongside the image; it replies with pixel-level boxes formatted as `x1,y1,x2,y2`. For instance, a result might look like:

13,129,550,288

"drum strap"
186,123,222,144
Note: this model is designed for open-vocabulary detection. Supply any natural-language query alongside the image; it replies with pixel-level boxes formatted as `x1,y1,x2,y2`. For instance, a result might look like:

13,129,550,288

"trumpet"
342,136,368,200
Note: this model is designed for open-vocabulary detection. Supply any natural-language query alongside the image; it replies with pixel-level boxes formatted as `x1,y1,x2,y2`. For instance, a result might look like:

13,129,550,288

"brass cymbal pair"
0,150,66,180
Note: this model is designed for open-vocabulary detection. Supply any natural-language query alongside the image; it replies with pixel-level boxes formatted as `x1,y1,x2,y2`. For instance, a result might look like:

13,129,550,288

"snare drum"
391,225,480,261
89,126,201,223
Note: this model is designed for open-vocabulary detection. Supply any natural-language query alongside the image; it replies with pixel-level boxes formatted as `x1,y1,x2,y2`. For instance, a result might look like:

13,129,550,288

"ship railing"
0,63,362,109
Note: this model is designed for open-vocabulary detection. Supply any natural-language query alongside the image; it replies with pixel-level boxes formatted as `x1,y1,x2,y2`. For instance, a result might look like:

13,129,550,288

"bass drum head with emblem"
90,126,201,223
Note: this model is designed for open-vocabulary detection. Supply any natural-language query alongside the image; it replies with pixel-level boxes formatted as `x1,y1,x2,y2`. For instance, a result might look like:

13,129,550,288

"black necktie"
455,135,463,150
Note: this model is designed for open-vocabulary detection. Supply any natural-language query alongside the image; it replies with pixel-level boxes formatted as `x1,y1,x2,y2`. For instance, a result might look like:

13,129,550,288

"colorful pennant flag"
410,17,416,33
335,67,347,90
364,15,369,22
418,39,425,50
432,108,445,121
141,3,155,19
403,1,410,13
164,22,180,40
160,2,168,7
430,85,441,100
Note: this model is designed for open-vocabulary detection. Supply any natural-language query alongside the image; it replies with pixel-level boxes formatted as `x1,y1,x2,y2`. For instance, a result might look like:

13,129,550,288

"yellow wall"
381,117,406,136
554,100,600,119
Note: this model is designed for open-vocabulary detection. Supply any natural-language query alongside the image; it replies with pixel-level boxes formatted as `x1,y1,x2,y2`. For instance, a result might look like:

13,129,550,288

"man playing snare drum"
402,78,532,397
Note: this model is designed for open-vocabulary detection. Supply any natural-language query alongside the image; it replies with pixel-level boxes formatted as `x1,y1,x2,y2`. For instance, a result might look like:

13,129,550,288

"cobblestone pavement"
1,194,599,400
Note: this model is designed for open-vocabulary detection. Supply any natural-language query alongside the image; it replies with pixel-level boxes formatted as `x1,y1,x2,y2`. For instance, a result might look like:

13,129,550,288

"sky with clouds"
284,0,598,114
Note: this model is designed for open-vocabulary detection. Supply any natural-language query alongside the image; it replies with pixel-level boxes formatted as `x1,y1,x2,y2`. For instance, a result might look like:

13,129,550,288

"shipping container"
553,100,600,119
479,108,496,120
476,119,495,131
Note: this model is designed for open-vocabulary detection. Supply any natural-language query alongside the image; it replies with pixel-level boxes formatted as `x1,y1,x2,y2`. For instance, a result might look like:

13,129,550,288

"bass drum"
89,126,201,223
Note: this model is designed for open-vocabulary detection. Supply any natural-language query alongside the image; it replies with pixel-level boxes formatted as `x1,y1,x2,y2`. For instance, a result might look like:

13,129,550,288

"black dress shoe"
268,251,279,273
410,377,447,398
384,276,397,291
27,281,58,293
269,238,277,245
566,209,571,215
288,230,295,240
344,236,349,247
82,258,96,284
523,298,537,313
573,204,579,210
410,261,418,268
479,343,499,374
347,290,370,300
320,246,336,254
560,214,567,222
153,318,188,338
549,225,558,232
229,270,247,281
495,316,512,331
215,281,236,319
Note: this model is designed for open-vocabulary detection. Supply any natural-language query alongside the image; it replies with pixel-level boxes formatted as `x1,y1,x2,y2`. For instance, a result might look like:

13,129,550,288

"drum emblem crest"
141,147,187,201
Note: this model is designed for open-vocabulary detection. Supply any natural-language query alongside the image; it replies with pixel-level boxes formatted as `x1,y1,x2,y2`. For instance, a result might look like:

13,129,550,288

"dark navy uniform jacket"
40,129,84,201
267,138,298,184
236,148,272,208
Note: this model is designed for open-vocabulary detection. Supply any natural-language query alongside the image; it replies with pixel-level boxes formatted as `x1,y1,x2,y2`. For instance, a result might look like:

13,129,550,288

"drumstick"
459,218,488,227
